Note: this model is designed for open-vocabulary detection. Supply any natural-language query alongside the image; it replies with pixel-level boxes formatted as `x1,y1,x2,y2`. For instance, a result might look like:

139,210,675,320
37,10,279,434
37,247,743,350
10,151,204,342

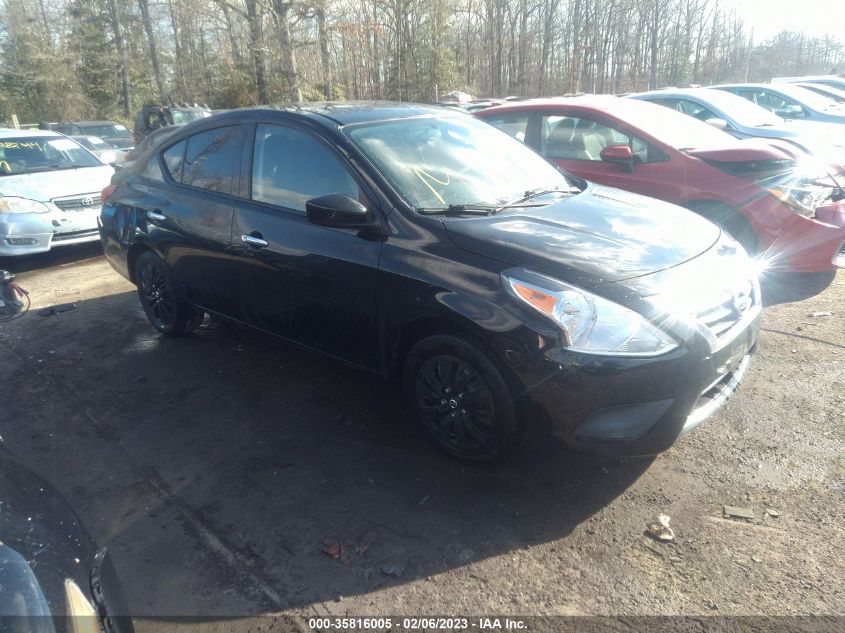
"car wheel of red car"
404,334,524,462
135,251,204,336
685,201,758,255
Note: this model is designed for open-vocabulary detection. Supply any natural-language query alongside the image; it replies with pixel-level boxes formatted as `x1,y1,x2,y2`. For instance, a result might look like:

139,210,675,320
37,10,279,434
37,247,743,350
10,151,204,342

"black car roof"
222,101,460,128
67,120,126,127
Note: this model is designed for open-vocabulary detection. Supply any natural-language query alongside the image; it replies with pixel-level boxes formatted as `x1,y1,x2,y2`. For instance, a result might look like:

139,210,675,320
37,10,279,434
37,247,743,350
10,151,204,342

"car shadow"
760,270,837,306
0,242,104,274
0,291,654,616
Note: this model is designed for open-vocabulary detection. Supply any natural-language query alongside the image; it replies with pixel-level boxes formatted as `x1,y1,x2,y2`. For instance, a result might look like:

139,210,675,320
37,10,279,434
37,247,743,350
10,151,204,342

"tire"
685,201,759,255
403,334,524,462
134,251,204,336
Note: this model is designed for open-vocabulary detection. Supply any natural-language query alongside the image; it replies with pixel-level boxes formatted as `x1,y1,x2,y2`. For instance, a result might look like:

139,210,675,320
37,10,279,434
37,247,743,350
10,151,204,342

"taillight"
101,184,117,202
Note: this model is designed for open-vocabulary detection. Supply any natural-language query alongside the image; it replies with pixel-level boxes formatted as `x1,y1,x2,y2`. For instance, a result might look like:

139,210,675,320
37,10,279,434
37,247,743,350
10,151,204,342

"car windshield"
345,114,576,210
771,84,841,111
0,136,102,175
81,124,133,143
612,99,738,150
75,136,110,150
798,83,845,102
694,91,784,127
170,109,208,124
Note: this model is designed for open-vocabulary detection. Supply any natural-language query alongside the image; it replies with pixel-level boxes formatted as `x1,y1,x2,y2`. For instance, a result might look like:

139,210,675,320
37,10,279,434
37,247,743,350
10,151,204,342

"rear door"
139,123,244,315
229,120,384,369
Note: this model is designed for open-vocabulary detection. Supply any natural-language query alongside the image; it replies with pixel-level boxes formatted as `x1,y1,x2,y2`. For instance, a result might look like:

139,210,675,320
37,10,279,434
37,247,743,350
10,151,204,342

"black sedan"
99,102,761,461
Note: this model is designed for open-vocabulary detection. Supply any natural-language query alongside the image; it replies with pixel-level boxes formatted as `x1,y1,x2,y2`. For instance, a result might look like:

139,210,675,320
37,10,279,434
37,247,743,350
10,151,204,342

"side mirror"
599,144,635,173
306,193,372,229
704,117,730,131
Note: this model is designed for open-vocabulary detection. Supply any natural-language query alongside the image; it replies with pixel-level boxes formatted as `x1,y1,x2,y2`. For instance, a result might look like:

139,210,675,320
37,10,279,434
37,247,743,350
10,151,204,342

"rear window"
483,113,530,143
182,126,241,194
162,140,186,182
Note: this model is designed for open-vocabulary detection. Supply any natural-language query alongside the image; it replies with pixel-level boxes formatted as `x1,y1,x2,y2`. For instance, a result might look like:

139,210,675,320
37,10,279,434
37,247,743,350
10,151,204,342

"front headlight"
502,269,678,356
767,184,831,217
0,196,51,214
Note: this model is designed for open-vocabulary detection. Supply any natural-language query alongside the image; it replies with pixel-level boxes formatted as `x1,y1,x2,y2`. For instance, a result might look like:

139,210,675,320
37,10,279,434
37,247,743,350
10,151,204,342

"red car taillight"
101,184,117,202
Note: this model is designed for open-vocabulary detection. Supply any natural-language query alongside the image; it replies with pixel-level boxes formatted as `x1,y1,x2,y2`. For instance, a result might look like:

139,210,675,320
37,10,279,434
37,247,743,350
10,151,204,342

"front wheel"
135,251,203,336
403,334,524,462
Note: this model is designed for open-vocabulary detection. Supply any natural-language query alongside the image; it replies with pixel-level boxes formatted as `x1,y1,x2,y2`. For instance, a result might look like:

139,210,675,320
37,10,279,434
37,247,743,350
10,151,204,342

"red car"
476,96,845,272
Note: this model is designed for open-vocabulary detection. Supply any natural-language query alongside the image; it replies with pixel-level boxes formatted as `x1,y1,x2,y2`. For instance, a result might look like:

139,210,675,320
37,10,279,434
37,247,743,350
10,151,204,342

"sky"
724,0,845,41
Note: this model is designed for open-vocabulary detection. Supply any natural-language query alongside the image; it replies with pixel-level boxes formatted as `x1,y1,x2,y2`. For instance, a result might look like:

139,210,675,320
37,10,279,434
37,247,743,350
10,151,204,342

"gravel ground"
0,244,843,631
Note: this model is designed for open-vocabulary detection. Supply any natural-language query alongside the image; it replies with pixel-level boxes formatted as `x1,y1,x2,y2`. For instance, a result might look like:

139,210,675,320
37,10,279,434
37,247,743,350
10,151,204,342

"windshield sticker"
47,138,78,150
115,124,128,130
0,141,40,149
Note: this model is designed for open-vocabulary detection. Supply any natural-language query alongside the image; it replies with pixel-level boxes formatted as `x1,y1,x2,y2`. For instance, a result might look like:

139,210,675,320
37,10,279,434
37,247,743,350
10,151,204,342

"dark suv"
133,104,211,144
99,103,761,461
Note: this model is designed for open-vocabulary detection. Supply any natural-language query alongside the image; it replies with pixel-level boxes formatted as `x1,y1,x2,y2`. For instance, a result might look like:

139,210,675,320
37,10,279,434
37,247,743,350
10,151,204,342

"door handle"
146,210,166,222
241,233,269,249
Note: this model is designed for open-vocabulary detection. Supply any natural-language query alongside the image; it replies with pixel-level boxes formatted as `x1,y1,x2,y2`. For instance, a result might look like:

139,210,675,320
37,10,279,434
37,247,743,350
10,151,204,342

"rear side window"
483,113,530,143
182,126,241,194
162,140,186,182
251,124,360,213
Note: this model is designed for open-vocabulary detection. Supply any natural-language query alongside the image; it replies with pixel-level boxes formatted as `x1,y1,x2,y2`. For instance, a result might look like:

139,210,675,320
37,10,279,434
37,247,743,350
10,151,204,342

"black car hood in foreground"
444,185,721,287
0,445,132,632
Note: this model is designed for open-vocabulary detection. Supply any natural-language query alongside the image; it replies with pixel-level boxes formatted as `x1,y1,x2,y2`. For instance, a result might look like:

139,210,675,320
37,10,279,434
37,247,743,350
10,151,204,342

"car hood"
0,445,94,621
0,165,114,202
444,185,721,288
777,120,845,158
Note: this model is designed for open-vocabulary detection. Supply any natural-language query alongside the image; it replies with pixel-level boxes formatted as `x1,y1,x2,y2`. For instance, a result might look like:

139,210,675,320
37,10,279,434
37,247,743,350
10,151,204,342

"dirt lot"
1,244,843,630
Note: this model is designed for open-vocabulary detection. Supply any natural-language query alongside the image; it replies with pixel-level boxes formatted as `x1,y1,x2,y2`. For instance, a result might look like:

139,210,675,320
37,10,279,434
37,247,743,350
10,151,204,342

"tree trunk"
138,0,166,102
316,2,333,99
107,0,131,117
272,0,302,102
167,0,187,99
246,0,268,103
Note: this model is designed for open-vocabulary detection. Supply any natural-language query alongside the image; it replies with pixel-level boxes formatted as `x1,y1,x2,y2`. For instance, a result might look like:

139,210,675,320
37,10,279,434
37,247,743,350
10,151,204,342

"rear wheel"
135,251,203,336
403,334,524,462
685,201,758,255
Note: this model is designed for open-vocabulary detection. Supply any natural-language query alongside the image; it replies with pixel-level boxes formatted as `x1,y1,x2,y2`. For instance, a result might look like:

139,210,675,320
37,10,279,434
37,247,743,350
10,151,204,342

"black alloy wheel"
405,334,524,461
134,251,203,336
138,261,175,329
415,354,496,456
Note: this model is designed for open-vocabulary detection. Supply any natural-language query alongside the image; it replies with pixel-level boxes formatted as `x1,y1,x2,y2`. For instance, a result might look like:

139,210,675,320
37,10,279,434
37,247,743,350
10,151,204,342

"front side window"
0,136,102,175
181,126,241,194
483,113,531,143
346,114,574,210
251,124,360,212
679,100,719,122
539,115,660,163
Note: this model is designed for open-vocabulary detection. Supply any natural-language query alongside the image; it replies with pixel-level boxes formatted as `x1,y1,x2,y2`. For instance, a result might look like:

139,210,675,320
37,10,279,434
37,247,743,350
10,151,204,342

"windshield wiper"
492,187,577,214
418,204,497,216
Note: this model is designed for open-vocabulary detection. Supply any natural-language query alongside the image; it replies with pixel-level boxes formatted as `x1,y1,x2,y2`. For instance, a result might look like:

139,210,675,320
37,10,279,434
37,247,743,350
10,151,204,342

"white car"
0,130,114,256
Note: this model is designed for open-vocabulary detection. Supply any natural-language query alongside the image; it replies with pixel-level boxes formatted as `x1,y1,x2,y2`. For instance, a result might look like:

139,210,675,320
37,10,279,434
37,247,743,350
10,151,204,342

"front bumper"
0,208,101,256
746,196,845,272
520,309,761,457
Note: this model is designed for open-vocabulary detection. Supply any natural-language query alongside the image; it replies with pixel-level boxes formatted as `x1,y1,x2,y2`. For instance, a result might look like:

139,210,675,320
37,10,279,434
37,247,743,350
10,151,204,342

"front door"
534,112,684,204
229,122,384,369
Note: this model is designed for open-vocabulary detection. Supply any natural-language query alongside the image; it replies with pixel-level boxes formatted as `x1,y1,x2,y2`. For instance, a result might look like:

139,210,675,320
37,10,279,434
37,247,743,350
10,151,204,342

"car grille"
695,276,757,344
52,194,102,212
52,229,100,242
